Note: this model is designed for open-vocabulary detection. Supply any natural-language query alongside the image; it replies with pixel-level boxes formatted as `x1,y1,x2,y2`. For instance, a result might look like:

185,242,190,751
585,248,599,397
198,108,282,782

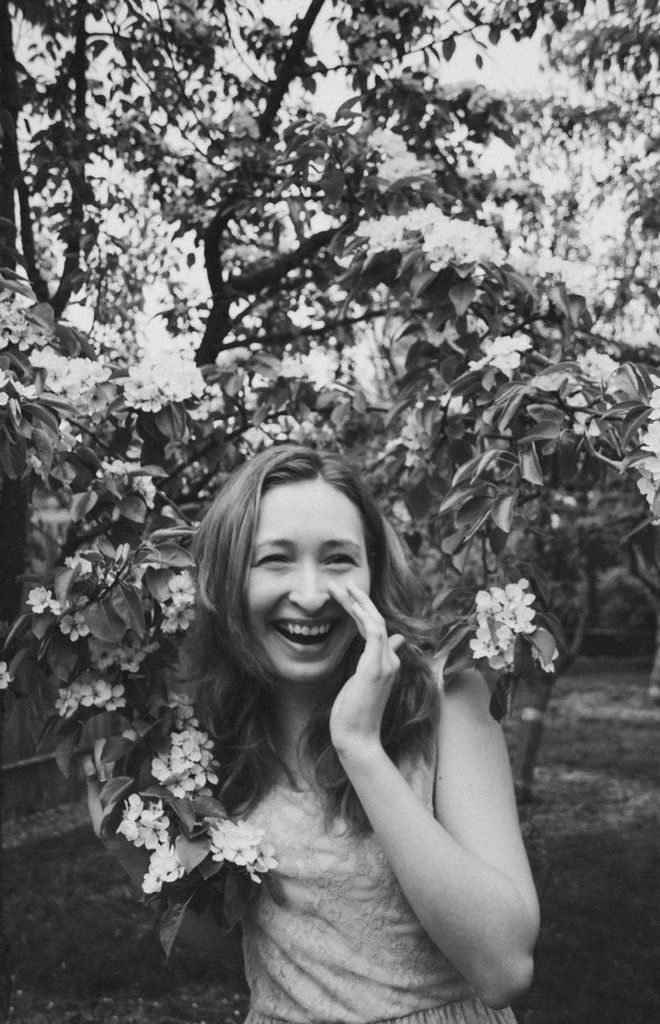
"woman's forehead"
255,479,366,544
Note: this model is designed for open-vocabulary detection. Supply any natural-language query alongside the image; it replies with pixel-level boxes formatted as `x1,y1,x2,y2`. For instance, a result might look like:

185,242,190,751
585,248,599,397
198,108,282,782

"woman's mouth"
273,620,336,646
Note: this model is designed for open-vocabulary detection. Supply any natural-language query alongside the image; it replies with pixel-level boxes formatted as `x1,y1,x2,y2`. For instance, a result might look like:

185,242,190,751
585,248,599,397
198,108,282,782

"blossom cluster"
367,127,428,184
356,205,505,269
0,296,52,351
55,677,126,717
577,349,619,386
89,633,156,674
151,722,219,798
469,334,533,378
636,382,660,519
209,819,278,883
123,350,205,412
115,793,277,895
160,571,196,633
469,579,557,673
31,346,112,408
116,794,185,894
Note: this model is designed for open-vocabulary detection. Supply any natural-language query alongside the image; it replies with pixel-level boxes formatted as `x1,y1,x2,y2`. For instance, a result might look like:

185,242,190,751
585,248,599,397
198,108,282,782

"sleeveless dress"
240,741,519,1024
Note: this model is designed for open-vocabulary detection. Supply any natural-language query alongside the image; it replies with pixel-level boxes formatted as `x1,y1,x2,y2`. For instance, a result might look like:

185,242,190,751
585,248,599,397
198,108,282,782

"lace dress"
240,744,519,1024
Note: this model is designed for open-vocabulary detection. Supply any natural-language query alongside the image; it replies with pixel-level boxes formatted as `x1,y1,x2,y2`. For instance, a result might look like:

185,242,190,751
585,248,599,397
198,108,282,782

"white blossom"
167,692,199,729
122,350,205,412
577,349,619,386
0,661,12,690
64,553,95,575
89,634,156,673
161,570,196,633
117,794,171,850
55,678,126,717
356,205,505,268
470,579,552,672
151,724,219,798
368,127,428,184
31,346,111,397
208,819,278,883
59,610,90,641
26,586,62,615
469,334,532,378
0,297,52,351
141,841,185,894
421,211,505,270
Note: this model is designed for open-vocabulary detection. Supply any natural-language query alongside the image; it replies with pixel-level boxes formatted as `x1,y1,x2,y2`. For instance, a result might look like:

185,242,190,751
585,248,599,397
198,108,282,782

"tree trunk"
0,4,27,1014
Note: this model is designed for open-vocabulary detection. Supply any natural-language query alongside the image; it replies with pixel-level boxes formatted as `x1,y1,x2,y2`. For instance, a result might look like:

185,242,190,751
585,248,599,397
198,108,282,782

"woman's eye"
325,554,357,566
257,554,289,565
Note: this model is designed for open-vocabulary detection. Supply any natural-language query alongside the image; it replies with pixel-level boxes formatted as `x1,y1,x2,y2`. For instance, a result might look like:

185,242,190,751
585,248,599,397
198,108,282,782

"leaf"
198,857,224,881
492,494,516,533
175,835,213,873
99,735,134,764
99,775,134,812
111,584,145,633
519,446,543,486
223,869,254,929
53,566,76,607
153,544,195,568
167,796,197,833
0,427,27,478
410,269,438,298
119,495,147,523
159,898,192,959
193,794,228,819
442,35,456,61
55,729,81,777
155,403,188,441
519,419,562,443
448,280,476,316
83,600,128,644
528,627,558,671
489,674,515,721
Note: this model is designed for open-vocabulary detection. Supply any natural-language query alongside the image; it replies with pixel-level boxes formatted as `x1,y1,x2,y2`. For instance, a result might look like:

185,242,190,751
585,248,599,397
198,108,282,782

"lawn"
4,656,659,1024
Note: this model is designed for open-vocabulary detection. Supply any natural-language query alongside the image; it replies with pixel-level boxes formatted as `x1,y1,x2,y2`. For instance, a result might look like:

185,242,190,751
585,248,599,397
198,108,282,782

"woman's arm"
328,585,539,1009
84,769,244,969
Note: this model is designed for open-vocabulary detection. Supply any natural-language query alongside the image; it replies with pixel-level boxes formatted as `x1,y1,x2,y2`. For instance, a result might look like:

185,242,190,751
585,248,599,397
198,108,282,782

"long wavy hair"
184,444,439,832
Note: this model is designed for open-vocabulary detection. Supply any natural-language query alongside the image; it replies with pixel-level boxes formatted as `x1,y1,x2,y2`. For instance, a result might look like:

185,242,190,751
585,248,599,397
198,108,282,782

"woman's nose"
289,566,329,612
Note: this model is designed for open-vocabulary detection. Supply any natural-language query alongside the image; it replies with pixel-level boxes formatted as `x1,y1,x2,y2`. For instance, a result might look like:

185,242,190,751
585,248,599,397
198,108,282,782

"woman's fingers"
327,582,402,679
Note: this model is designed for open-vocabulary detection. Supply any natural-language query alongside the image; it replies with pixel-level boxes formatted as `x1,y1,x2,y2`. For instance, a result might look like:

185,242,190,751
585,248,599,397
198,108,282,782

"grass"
4,656,659,1024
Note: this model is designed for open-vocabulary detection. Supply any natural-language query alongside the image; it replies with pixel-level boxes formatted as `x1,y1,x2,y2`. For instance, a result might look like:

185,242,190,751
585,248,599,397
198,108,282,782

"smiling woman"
89,443,539,1024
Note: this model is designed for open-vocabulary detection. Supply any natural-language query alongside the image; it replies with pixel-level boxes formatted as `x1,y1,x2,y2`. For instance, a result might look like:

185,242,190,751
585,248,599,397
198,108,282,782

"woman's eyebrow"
320,540,363,557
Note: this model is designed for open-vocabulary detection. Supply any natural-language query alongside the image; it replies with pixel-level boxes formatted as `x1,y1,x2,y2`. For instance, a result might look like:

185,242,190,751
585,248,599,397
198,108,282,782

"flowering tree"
0,0,658,987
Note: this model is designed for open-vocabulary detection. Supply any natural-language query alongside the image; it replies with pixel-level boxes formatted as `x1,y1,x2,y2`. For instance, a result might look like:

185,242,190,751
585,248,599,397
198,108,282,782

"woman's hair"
185,443,439,832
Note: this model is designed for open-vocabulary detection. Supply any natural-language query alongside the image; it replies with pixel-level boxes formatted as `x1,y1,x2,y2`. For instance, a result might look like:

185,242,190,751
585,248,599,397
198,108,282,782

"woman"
86,444,540,1024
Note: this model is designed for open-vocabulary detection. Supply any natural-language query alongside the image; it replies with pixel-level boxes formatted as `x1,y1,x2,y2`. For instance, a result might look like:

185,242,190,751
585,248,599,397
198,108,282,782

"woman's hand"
327,581,404,761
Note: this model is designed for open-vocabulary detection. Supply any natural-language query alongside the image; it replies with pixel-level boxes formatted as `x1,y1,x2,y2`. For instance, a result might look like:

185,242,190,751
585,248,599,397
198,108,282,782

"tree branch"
229,226,338,294
16,174,50,302
258,0,326,137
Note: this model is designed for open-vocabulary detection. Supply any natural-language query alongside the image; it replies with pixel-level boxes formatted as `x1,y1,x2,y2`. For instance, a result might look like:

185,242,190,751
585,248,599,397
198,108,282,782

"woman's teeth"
275,621,333,644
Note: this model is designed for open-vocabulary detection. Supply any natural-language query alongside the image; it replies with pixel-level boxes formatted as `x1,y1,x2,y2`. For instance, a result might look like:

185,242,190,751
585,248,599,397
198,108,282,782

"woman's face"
246,478,371,697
